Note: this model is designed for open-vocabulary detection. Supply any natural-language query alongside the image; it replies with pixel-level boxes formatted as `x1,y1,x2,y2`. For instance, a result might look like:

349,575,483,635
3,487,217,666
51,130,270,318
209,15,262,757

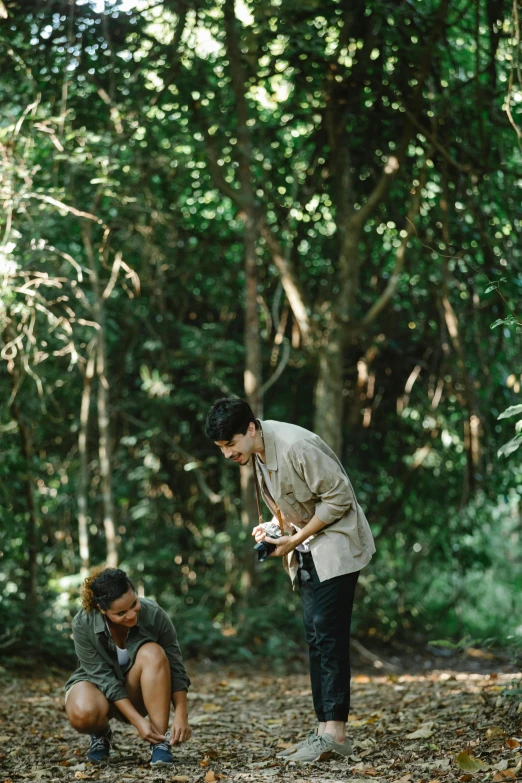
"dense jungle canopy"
0,0,521,662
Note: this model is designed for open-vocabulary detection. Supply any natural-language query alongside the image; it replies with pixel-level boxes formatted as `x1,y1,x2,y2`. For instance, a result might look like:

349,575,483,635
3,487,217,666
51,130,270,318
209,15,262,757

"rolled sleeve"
290,443,353,525
72,622,127,703
156,607,191,693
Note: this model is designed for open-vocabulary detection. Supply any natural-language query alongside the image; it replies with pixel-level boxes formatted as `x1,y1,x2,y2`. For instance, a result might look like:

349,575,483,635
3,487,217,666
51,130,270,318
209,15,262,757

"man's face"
215,422,256,466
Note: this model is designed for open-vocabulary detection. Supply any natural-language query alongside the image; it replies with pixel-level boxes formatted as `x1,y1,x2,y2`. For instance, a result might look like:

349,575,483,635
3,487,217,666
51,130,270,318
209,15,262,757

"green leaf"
429,639,457,648
497,405,522,419
497,434,522,457
491,315,520,329
456,751,488,772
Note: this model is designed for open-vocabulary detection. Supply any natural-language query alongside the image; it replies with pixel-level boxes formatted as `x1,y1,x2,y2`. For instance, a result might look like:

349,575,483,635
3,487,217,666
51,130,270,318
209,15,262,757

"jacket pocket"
284,492,312,520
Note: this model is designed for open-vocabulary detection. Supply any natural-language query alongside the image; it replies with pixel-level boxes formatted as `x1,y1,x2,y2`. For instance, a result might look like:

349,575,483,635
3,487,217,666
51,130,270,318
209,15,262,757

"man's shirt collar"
257,419,277,470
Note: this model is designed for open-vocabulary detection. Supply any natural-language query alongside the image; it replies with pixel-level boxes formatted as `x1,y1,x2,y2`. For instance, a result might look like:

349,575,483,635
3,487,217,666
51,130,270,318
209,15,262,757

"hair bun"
80,566,134,613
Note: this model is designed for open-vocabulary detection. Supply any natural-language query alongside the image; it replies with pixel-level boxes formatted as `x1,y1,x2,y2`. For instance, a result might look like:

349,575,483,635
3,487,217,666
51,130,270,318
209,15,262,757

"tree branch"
360,152,432,328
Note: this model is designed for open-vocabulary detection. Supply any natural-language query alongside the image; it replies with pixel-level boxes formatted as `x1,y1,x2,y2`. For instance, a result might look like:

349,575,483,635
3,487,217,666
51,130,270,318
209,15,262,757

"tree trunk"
11,399,38,618
96,341,118,567
313,325,344,455
224,0,262,593
243,214,262,416
313,1,450,454
4,327,38,616
78,343,95,576
82,225,118,567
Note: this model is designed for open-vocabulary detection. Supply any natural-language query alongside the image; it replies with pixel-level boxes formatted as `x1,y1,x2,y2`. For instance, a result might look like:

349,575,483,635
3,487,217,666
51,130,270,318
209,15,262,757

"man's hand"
264,534,297,558
170,712,192,744
252,524,267,543
253,525,297,557
135,716,167,744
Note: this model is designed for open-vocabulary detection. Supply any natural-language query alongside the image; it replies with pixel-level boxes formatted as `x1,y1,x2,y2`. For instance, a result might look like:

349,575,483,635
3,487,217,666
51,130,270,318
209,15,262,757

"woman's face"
103,589,141,628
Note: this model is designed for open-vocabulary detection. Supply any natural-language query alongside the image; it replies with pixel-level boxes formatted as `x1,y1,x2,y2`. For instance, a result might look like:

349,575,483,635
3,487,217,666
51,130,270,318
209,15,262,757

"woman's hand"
170,711,192,744
135,716,167,744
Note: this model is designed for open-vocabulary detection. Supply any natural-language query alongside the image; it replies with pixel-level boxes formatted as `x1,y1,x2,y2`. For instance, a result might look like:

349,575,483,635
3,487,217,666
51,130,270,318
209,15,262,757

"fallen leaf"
459,776,473,782
190,715,216,725
202,703,222,712
406,726,434,739
507,738,521,749
199,758,210,767
456,751,488,772
0,735,11,742
205,772,216,783
74,773,90,780
395,775,412,783
493,771,516,782
486,726,506,740
171,777,190,782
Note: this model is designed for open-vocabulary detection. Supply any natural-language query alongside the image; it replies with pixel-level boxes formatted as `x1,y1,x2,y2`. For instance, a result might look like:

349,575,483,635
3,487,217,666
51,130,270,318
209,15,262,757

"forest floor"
1,649,521,783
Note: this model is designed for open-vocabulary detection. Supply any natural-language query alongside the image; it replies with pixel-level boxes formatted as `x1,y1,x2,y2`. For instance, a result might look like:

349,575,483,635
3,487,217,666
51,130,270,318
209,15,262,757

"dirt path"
1,663,521,783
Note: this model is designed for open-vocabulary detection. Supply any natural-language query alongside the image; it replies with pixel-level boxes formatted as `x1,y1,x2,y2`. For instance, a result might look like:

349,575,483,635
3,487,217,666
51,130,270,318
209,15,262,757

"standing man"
205,397,375,763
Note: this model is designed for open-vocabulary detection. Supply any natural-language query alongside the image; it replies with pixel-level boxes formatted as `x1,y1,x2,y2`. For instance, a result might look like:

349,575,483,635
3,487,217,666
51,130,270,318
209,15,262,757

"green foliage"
0,0,521,663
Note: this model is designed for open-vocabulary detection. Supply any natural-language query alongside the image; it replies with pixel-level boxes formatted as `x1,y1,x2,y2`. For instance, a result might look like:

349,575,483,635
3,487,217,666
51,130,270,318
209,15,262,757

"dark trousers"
298,551,359,722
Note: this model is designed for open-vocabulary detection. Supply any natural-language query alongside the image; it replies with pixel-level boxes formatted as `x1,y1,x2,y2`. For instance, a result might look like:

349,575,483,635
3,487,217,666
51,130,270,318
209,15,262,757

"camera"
254,521,283,562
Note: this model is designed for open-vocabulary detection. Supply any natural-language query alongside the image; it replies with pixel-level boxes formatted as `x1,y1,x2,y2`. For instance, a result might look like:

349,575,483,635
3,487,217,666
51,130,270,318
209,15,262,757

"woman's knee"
68,701,106,730
135,642,168,669
66,684,109,731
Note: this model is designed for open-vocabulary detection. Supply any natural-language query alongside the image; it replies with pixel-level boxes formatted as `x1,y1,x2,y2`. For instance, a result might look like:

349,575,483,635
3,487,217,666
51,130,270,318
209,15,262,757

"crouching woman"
65,567,191,766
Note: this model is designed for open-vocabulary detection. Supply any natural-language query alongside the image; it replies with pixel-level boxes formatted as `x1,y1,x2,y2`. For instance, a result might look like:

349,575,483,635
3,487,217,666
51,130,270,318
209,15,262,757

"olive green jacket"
256,419,376,583
65,597,190,702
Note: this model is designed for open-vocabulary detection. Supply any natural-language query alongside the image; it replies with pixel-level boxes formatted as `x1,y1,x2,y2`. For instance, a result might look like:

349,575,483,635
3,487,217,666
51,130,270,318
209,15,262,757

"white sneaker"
286,732,353,763
276,729,317,758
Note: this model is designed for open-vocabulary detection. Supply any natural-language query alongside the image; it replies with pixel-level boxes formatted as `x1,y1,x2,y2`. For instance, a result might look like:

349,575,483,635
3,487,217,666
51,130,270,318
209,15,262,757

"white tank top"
105,618,130,667
116,645,130,667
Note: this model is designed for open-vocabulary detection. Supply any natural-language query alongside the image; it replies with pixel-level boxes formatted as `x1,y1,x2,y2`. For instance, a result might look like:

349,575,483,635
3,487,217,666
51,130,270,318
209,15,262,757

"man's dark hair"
205,397,259,441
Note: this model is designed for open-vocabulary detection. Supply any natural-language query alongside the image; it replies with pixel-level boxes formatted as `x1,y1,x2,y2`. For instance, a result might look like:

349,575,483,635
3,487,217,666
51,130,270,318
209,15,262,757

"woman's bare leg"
125,642,171,735
66,682,111,735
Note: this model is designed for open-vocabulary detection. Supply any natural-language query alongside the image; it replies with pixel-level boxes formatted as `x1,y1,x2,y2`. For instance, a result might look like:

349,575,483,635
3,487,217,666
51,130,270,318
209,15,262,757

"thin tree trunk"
439,163,481,504
4,327,38,615
78,343,95,577
243,214,262,416
96,341,117,566
313,325,344,455
82,225,118,567
11,399,38,617
224,0,262,593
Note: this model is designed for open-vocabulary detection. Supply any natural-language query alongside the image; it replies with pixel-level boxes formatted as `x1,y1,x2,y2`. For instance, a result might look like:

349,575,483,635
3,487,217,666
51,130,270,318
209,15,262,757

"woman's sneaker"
150,732,174,766
87,726,113,763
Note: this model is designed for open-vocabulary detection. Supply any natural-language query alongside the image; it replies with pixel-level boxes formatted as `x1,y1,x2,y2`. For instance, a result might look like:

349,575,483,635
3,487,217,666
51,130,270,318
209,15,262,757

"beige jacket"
256,419,375,584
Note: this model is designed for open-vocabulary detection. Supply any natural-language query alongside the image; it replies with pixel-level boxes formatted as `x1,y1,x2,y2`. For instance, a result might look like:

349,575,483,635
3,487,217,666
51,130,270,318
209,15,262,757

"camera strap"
252,456,285,536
